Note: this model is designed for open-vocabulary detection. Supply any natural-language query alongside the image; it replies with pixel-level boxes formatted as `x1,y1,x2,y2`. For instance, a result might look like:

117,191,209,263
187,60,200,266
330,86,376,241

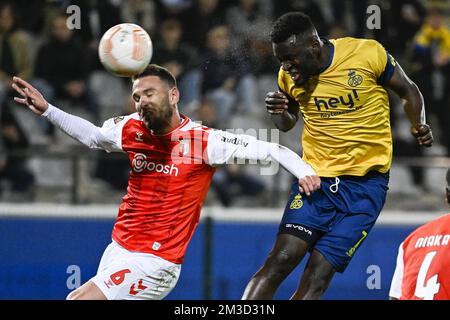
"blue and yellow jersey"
278,37,396,177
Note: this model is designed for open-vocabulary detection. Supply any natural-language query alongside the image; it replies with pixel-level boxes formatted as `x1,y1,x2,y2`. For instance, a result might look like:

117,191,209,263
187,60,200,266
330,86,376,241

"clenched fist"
411,123,433,147
265,91,289,115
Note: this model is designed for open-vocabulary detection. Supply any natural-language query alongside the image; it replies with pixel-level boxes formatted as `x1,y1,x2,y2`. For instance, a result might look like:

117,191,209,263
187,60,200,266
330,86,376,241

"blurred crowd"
0,0,449,205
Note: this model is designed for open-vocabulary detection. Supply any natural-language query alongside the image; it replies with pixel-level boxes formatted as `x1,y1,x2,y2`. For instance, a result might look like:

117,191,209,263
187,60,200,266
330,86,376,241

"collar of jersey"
149,113,190,137
315,37,335,75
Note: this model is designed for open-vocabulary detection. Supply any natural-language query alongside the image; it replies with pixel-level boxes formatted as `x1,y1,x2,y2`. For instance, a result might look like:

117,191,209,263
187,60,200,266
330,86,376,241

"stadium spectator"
0,2,32,106
0,101,35,201
182,0,226,50
200,25,259,126
0,2,35,200
152,18,201,110
33,12,98,120
276,0,329,35
120,0,156,36
69,0,122,46
225,0,273,49
7,0,46,37
154,0,193,27
11,64,320,299
411,8,450,156
388,0,427,55
211,165,266,207
389,168,450,300
225,0,277,111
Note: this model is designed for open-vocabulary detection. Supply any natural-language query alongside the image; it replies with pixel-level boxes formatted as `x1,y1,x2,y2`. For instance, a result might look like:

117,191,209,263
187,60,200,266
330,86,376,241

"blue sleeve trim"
378,51,396,85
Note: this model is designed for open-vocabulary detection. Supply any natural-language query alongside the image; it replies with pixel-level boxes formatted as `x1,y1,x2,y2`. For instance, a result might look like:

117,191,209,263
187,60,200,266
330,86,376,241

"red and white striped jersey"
102,114,214,263
389,214,450,300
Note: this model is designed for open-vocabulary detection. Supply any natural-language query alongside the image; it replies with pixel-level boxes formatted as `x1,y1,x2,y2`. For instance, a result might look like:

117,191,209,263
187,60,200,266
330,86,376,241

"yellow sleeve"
367,40,396,85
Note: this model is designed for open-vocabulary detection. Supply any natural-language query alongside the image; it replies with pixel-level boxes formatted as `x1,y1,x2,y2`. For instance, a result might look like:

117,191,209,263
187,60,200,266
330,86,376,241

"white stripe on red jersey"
110,114,214,263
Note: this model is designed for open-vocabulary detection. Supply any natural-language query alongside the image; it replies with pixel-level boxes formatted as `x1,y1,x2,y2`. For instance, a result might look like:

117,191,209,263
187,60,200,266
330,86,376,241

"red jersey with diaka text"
390,214,450,300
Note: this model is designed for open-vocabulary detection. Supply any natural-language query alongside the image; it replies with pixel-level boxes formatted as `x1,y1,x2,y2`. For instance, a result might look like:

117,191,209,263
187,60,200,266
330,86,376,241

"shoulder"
422,214,450,232
331,37,385,54
179,117,211,133
176,117,212,145
333,37,390,77
404,214,450,246
102,113,140,129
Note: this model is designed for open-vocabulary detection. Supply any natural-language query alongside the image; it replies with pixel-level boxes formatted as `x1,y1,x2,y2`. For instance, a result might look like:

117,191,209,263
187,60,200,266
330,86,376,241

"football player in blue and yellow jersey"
242,12,434,300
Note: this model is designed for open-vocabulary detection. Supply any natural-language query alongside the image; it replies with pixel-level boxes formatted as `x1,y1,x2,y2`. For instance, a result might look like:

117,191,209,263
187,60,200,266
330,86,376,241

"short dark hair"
132,64,177,87
270,12,315,43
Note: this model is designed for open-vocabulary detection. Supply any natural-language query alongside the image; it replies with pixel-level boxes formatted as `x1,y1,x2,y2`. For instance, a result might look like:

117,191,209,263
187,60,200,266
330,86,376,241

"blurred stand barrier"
0,203,446,300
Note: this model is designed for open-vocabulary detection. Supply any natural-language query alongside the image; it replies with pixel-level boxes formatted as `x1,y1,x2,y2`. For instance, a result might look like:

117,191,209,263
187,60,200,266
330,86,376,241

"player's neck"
152,110,183,135
317,39,332,73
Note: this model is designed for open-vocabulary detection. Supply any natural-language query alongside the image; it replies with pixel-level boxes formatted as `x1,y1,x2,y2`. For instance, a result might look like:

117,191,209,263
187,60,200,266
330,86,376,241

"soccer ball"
98,23,153,77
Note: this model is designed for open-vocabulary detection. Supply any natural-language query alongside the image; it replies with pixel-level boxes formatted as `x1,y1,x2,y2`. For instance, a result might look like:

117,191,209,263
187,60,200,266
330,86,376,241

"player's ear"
168,86,180,105
309,36,321,57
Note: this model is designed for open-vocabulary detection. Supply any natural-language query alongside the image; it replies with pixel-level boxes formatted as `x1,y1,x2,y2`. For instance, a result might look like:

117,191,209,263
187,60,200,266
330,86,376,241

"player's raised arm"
11,76,121,152
206,130,320,195
383,61,433,147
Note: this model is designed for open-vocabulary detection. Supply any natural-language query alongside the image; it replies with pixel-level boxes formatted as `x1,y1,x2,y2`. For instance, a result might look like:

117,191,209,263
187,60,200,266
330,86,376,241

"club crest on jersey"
290,194,303,209
178,139,190,156
348,70,363,87
135,131,144,142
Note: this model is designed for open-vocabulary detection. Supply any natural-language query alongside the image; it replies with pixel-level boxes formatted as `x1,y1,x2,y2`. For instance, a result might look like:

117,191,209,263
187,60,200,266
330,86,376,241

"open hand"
11,76,49,115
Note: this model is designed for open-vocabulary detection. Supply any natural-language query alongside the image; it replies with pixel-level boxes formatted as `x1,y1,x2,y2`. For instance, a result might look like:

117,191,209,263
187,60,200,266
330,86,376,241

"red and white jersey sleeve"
96,115,133,152
389,214,450,300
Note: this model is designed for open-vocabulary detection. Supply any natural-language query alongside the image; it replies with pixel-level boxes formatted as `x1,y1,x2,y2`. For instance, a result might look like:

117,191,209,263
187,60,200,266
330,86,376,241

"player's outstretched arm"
384,62,433,147
11,76,118,151
206,130,320,195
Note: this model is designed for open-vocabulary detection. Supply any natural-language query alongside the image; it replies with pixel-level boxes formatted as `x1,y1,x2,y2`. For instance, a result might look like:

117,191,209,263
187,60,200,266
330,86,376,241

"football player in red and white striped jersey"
11,64,320,300
389,168,450,300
